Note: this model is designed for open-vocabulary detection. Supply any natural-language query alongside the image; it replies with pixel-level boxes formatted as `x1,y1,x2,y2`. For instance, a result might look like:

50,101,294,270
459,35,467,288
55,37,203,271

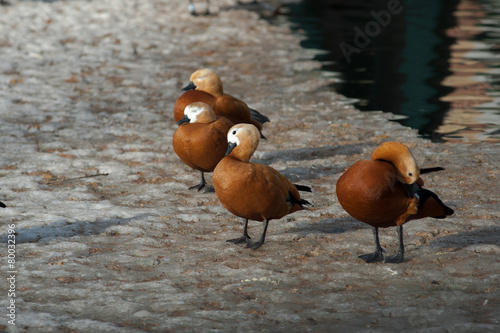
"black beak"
177,115,190,125
225,142,237,156
404,183,416,198
181,81,196,91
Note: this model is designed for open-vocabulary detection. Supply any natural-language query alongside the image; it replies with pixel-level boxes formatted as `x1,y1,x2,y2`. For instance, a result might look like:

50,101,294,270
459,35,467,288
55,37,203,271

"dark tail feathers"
289,184,312,207
289,194,311,207
250,108,270,124
417,188,454,217
294,184,312,192
420,167,445,174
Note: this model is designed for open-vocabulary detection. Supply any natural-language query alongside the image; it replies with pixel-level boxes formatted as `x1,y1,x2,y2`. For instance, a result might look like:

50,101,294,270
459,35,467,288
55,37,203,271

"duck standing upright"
173,102,234,192
178,68,270,138
336,142,454,263
213,124,311,249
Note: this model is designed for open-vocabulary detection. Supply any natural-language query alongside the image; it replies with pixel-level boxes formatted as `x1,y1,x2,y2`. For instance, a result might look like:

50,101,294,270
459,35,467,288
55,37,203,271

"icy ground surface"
0,0,499,332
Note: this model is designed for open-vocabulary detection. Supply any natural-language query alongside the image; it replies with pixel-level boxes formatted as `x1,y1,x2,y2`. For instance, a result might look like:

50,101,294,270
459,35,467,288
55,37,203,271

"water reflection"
437,0,500,143
286,0,500,143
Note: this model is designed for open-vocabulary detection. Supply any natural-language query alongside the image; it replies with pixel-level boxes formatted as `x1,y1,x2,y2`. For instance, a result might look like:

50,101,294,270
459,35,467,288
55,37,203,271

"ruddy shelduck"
336,142,454,263
173,89,216,124
173,102,234,192
181,68,270,137
213,124,311,249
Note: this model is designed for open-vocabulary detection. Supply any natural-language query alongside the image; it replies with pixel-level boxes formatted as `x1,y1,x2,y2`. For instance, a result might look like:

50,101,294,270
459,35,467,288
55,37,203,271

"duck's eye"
408,172,413,177
232,130,237,135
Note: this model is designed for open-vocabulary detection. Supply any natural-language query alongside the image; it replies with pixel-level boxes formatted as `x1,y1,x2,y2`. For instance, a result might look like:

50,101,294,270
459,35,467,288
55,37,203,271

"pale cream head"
371,141,420,184
189,68,224,97
226,124,260,162
183,102,217,123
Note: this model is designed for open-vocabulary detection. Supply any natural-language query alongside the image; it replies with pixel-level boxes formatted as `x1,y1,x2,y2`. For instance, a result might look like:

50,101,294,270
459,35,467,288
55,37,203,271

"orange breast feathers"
336,159,416,228
214,156,305,222
173,102,233,173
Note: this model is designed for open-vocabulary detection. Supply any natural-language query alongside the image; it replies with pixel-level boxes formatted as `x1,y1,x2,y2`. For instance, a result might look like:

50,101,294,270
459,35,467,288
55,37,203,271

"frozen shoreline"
0,0,499,332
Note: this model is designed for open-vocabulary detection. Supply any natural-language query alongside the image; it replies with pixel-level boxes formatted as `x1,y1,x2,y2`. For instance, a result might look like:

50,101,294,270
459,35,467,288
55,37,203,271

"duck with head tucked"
173,102,234,192
175,68,270,138
213,124,311,249
336,141,454,263
173,89,216,124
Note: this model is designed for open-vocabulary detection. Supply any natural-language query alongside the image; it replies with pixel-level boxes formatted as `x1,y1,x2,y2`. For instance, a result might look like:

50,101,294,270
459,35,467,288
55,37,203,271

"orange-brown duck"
173,102,233,192
179,69,269,138
213,124,311,249
336,142,454,263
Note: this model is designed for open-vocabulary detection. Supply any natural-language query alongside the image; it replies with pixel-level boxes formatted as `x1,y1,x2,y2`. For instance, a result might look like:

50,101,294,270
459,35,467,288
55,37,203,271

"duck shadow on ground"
0,213,152,244
252,144,367,181
290,222,500,251
285,217,366,236
254,144,365,164
278,164,346,182
426,225,500,250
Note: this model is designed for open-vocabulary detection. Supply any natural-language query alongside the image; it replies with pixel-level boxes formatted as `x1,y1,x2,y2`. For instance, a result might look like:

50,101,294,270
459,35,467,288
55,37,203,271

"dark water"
282,0,500,143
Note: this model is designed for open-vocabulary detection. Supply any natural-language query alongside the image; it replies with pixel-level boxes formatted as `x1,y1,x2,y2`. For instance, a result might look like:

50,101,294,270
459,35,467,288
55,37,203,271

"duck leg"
227,219,251,244
246,219,269,250
384,225,405,263
359,227,385,263
188,172,214,193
